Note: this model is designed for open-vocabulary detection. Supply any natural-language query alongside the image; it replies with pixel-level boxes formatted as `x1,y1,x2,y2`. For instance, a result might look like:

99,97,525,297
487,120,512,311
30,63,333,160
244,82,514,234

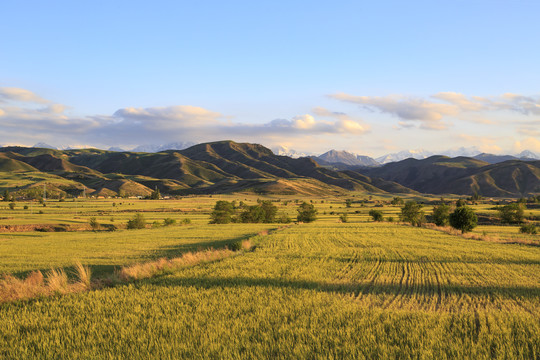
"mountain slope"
358,156,540,197
1,142,416,196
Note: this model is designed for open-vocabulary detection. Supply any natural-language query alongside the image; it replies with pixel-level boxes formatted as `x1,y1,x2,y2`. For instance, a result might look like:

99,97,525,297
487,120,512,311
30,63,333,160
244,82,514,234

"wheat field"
1,220,538,359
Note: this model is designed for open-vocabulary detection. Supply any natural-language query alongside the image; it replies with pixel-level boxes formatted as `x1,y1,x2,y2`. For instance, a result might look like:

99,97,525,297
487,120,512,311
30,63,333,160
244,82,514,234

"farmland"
0,196,539,358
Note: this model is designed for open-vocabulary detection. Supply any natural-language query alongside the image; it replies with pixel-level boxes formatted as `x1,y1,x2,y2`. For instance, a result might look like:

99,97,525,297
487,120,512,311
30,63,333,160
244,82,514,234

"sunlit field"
0,196,539,358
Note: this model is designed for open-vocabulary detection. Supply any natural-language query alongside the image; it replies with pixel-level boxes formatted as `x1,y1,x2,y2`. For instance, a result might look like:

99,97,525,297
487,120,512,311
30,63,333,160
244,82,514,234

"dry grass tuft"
120,248,235,281
47,268,69,294
241,239,252,250
0,271,46,303
74,261,92,290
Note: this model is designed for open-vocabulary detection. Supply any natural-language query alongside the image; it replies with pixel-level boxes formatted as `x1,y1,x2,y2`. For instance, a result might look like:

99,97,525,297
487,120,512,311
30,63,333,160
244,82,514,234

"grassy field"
0,224,276,277
0,197,539,358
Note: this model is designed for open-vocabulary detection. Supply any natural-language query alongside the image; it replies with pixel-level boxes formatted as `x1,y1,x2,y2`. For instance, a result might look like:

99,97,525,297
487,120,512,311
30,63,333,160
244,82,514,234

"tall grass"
74,261,92,290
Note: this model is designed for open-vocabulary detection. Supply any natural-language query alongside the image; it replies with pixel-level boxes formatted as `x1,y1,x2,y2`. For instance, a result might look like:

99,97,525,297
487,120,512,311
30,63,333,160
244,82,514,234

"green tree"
498,203,525,224
259,200,278,223
209,201,235,224
449,206,477,233
8,202,16,210
297,202,317,223
369,209,383,222
149,188,161,200
432,203,451,226
240,205,265,223
339,213,348,223
400,201,425,226
127,213,147,229
345,199,352,208
455,199,467,207
3,190,9,202
239,201,278,223
391,197,404,205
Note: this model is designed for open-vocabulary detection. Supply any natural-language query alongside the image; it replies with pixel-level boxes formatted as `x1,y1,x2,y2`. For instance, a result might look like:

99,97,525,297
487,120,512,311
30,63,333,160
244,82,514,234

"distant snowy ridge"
131,141,196,152
272,145,310,158
315,150,379,167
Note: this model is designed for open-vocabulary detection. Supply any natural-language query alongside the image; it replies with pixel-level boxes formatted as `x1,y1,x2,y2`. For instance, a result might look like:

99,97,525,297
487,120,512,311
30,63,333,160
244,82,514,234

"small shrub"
163,218,176,226
89,217,100,231
38,210,44,214
339,213,348,223
53,226,68,232
127,213,146,229
23,205,29,210
520,223,537,234
229,241,243,251
181,218,192,225
8,202,15,210
152,221,162,228
278,213,292,223
386,216,394,222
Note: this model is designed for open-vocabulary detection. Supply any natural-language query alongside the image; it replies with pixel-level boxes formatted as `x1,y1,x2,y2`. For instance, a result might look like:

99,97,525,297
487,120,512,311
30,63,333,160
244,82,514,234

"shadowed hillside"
358,155,540,197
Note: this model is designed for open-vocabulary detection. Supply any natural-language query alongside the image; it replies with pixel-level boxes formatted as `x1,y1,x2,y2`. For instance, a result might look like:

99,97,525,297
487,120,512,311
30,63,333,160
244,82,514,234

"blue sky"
1,1,539,156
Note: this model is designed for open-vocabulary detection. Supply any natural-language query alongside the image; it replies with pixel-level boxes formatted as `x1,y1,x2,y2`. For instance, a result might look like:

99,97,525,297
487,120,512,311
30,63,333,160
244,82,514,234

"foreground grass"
1,222,538,358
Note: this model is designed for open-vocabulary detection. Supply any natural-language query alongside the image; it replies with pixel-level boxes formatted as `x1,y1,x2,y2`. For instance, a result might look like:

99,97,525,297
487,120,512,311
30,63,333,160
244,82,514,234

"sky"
1,0,540,156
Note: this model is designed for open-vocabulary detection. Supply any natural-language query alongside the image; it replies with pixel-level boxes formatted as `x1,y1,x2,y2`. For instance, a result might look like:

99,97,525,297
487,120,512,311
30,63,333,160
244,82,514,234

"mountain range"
2,141,538,198
2,141,410,197
30,142,540,164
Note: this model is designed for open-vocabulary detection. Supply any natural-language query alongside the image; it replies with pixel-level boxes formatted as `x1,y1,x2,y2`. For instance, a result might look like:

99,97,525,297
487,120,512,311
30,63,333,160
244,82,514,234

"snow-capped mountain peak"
131,141,195,153
272,145,309,158
376,149,433,164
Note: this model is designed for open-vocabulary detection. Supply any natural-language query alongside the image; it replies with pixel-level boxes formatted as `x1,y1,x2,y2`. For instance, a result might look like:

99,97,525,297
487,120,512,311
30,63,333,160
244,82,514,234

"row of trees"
400,201,478,233
210,200,317,224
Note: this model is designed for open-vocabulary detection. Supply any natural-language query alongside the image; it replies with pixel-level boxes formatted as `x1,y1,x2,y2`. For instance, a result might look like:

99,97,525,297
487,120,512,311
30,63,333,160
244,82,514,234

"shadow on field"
12,264,123,279
151,232,262,259
151,275,540,300
10,232,264,279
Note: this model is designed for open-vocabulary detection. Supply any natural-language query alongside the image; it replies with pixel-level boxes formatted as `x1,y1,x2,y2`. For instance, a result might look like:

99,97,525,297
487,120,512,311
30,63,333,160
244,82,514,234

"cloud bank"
1,86,538,155
330,91,540,130
0,87,368,149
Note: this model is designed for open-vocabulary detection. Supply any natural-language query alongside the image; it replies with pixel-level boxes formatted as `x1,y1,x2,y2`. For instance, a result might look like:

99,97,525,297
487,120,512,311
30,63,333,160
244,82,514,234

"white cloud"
514,137,540,153
517,127,540,137
431,92,486,111
330,91,540,131
0,87,50,104
458,134,503,154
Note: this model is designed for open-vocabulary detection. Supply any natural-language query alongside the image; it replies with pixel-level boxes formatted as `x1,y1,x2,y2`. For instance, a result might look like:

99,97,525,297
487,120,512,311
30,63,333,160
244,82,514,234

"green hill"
358,156,540,197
